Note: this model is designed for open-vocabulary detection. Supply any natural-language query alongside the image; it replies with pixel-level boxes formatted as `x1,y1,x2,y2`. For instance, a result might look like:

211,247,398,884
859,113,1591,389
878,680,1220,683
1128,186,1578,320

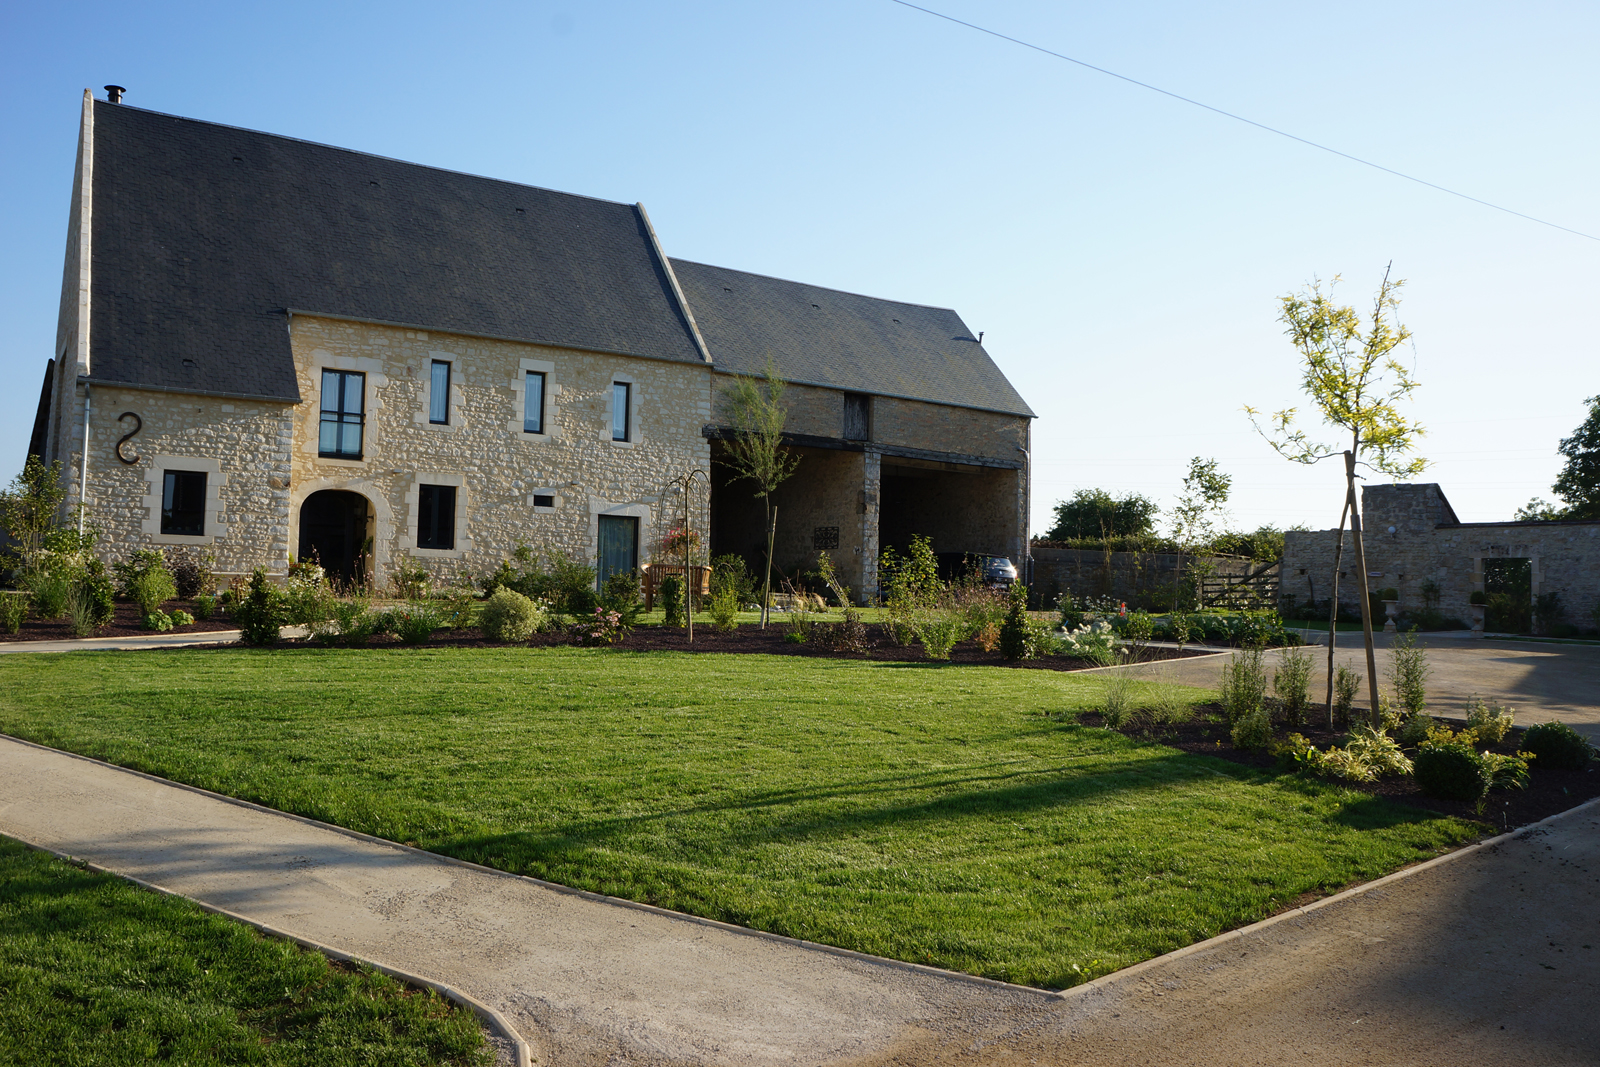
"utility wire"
890,0,1599,243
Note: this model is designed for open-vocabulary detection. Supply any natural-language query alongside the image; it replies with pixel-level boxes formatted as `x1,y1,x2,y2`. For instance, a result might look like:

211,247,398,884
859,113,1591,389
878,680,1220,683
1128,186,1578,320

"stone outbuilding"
1282,483,1600,628
31,90,1033,600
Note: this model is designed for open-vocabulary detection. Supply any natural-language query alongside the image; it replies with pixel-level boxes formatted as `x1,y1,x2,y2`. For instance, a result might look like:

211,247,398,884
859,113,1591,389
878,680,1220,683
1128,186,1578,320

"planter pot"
1469,602,1486,639
1382,599,1400,634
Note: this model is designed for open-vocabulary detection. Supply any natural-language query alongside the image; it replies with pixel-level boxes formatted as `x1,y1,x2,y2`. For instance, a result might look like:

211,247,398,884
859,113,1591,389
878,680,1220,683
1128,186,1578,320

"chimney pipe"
105,85,125,103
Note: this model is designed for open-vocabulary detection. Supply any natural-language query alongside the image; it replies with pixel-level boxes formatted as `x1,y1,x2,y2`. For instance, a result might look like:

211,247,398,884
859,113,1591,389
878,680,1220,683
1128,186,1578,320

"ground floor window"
161,470,207,536
597,515,638,588
417,484,457,550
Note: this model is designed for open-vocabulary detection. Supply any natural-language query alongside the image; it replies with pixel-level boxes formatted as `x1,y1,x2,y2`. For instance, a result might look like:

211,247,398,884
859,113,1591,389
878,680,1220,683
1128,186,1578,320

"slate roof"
671,260,1035,418
87,101,706,401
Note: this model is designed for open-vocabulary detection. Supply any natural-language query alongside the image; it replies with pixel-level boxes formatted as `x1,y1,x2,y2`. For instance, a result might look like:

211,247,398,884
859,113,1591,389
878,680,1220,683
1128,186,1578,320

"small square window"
532,494,555,508
417,484,456,550
161,470,207,536
524,371,545,434
612,381,631,442
429,361,451,425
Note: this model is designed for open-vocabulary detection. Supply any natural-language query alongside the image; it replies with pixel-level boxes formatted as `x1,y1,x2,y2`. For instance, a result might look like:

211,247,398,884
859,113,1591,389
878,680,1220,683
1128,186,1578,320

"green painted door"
597,515,639,589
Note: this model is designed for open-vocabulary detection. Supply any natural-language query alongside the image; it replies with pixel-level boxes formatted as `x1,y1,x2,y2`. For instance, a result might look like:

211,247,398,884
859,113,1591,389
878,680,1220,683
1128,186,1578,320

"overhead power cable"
889,0,1599,243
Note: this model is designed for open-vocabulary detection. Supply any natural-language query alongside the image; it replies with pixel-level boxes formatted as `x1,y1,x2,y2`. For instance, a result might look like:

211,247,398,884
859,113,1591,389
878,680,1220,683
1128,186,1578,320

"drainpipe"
78,383,92,535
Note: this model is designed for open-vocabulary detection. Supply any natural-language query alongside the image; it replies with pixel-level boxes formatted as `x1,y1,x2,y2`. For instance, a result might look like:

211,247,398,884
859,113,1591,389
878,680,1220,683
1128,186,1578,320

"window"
843,392,871,441
524,371,545,434
429,361,451,425
532,494,555,508
160,470,207,536
612,382,631,442
417,484,456,550
319,370,365,458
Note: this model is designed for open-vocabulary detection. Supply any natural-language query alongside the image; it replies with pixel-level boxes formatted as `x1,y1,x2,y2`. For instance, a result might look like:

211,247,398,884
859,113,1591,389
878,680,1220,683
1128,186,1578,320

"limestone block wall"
287,315,712,587
1031,548,1260,609
66,383,295,575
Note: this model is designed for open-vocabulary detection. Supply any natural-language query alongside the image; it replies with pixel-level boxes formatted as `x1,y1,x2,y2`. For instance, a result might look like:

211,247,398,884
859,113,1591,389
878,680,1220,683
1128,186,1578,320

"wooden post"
1324,488,1350,727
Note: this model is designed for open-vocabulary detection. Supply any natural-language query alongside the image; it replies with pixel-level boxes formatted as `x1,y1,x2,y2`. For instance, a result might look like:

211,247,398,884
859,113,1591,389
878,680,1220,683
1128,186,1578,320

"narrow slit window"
532,494,555,508
160,470,207,536
524,371,545,434
612,382,631,442
319,370,365,458
429,361,451,425
417,484,456,550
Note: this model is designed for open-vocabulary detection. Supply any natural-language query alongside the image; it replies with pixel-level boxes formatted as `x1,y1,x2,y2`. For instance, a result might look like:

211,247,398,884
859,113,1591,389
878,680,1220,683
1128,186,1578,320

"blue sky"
3,0,1595,536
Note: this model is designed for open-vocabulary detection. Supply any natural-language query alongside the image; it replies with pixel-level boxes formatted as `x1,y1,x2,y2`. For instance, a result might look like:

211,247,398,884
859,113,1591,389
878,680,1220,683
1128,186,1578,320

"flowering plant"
659,525,701,557
579,606,627,646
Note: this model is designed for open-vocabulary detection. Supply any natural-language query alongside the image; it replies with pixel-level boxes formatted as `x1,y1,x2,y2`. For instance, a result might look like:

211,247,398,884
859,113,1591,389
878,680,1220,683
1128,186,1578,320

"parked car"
934,553,1018,588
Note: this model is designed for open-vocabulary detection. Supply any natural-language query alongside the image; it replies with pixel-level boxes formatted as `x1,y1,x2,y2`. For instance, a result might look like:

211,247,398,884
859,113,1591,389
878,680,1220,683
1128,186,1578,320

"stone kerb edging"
6,732,1597,1035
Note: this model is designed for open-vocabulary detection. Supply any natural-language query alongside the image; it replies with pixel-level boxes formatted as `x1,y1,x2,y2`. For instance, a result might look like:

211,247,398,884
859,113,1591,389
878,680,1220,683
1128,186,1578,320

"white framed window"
525,371,546,434
141,455,226,545
612,381,631,442
429,361,451,425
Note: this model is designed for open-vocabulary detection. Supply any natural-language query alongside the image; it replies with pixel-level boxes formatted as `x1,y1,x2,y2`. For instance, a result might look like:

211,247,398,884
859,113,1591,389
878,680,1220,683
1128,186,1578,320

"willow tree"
1245,265,1426,727
719,360,800,628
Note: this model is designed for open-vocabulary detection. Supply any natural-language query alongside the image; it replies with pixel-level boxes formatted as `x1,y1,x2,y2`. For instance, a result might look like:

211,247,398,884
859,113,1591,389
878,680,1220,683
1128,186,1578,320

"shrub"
0,591,26,634
577,606,626,647
1167,612,1192,649
999,583,1030,661
658,574,685,627
114,549,178,615
1414,742,1491,802
600,570,643,628
1464,696,1514,746
1121,609,1155,660
1469,590,1487,606
282,569,336,627
781,601,812,643
1058,621,1116,666
1388,628,1429,717
1520,721,1594,771
1056,590,1084,630
710,553,758,607
310,598,380,647
232,568,283,646
24,562,71,619
1220,647,1268,724
389,555,432,600
708,586,740,632
1333,666,1360,727
143,610,173,632
390,602,444,645
1344,725,1413,776
1397,714,1435,747
1274,645,1313,726
169,609,195,627
829,608,871,653
1099,672,1136,729
1231,705,1272,750
192,593,215,620
164,546,214,600
479,587,540,643
1479,750,1532,793
912,608,964,661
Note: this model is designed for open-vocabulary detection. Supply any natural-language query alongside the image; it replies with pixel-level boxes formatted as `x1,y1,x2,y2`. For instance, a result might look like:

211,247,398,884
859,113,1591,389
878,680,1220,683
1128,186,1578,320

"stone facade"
62,314,714,584
1283,483,1600,623
1029,547,1264,610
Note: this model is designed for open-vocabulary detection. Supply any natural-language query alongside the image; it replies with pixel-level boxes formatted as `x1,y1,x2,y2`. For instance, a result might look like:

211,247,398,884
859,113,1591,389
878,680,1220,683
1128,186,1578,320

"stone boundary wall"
1029,547,1261,609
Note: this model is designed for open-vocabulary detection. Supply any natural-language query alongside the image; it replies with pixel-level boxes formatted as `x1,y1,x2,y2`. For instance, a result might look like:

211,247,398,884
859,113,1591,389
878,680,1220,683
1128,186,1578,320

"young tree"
0,455,68,562
1550,395,1600,520
718,360,801,627
1246,265,1426,727
1045,489,1159,541
1169,457,1231,609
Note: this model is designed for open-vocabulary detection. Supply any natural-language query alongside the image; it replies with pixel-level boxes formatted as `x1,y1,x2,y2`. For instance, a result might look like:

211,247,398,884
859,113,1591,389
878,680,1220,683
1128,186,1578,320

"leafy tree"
1169,457,1231,608
1246,266,1426,727
1514,497,1566,522
718,360,801,627
1550,395,1600,520
0,456,68,562
1045,489,1159,541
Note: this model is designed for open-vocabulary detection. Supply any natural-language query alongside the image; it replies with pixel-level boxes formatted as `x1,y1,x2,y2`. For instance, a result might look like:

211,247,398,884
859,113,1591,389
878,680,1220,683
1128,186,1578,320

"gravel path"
2,733,1596,1065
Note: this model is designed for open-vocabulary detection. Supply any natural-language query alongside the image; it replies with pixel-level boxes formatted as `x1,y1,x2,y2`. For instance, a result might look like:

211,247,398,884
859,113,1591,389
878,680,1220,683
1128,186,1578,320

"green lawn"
0,648,1481,989
0,836,488,1066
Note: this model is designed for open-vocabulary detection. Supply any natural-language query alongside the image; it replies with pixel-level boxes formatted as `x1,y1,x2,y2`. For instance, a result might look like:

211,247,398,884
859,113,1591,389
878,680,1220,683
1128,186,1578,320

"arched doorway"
298,490,371,585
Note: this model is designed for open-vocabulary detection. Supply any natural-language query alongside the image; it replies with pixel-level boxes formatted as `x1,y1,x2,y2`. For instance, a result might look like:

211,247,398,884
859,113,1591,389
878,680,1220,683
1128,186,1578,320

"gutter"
80,376,300,406
78,384,91,535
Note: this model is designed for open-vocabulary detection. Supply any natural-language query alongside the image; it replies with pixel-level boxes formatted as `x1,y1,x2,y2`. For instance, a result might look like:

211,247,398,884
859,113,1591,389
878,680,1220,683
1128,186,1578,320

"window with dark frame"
524,371,545,434
319,369,365,458
160,470,207,536
813,526,840,550
532,494,555,508
429,361,451,424
612,381,631,442
417,484,456,550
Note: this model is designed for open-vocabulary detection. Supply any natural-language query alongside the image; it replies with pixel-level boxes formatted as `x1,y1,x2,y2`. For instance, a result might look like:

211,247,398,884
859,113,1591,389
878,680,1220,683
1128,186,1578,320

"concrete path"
1131,634,1600,742
3,734,1598,1066
0,629,246,653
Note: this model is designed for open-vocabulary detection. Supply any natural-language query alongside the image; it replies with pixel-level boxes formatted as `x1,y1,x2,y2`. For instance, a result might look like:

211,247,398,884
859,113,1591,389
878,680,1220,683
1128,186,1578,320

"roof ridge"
669,258,960,316
93,98,638,212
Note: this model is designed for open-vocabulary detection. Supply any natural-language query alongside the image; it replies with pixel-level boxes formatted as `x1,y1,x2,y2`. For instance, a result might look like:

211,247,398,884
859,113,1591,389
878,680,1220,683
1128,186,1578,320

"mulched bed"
1081,705,1600,832
0,599,238,642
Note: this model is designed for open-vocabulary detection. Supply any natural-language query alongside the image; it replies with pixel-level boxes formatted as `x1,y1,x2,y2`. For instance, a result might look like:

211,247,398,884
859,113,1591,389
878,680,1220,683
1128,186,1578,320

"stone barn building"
31,90,1033,602
1283,483,1600,630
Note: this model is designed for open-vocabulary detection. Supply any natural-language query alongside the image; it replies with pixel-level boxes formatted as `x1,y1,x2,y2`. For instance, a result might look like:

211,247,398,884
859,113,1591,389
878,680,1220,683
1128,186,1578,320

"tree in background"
1169,457,1231,609
1045,489,1159,541
1246,266,1426,727
0,456,68,563
1550,395,1600,520
718,360,800,628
